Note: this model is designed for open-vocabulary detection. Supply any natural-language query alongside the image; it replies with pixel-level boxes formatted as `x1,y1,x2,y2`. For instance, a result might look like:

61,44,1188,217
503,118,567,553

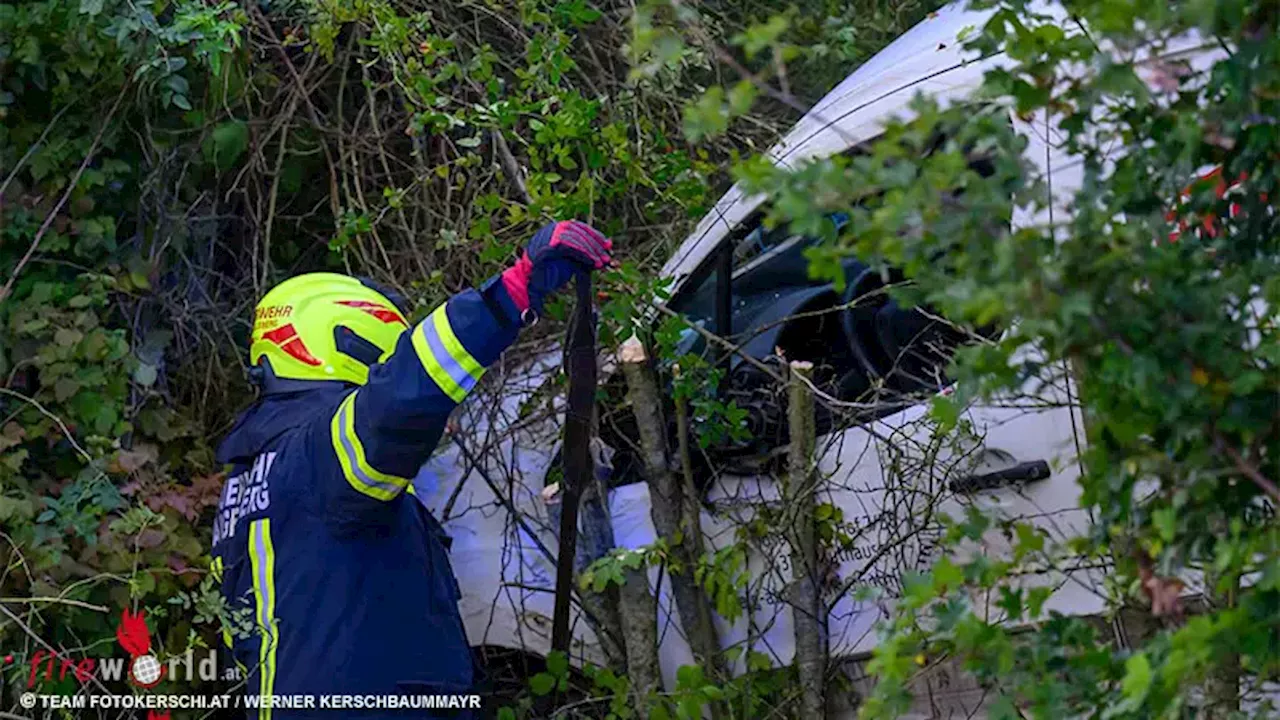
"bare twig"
250,5,341,222
0,88,128,304
261,92,301,289
0,597,109,613
491,129,532,205
664,0,856,146
0,388,96,466
0,602,116,696
1215,431,1280,504
0,103,76,201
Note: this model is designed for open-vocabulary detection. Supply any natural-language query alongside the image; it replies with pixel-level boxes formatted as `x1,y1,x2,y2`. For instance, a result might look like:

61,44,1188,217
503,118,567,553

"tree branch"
0,88,127,304
1214,430,1280,504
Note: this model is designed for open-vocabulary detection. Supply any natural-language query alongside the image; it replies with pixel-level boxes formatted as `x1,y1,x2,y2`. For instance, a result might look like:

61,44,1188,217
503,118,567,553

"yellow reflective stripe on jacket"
411,304,486,404
249,518,278,719
330,392,411,501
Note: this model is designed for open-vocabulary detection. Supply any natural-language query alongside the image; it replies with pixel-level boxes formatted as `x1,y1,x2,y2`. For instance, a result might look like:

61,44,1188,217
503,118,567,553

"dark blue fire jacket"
211,278,521,718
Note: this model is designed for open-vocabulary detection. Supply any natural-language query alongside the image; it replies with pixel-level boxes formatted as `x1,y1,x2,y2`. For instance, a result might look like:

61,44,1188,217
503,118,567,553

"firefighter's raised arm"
321,220,613,511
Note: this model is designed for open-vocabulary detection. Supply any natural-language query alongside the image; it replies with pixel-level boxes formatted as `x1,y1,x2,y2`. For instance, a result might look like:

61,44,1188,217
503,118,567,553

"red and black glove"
501,220,613,316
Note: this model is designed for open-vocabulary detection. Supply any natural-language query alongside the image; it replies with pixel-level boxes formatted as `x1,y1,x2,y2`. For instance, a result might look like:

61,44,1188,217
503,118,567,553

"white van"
408,1,1223,714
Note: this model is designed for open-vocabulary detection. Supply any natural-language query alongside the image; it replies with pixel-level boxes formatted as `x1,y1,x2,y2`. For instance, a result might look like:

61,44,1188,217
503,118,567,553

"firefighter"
210,221,612,716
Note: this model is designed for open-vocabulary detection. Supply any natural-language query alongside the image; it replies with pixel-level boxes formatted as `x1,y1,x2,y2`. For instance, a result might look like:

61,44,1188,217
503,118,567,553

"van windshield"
666,212,852,342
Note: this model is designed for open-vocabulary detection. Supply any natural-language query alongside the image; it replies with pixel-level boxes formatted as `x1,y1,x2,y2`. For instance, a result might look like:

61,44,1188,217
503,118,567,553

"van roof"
659,1,999,294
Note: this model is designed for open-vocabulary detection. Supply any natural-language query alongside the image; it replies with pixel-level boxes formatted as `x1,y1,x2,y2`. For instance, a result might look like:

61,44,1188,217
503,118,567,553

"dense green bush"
1,0,242,695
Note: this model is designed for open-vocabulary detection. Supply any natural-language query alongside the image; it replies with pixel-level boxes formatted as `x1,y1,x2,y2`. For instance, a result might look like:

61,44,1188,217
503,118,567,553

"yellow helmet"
249,273,410,391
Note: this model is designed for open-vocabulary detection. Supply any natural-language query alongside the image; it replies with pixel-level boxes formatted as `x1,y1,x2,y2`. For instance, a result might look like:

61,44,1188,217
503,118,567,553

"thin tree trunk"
672,363,717,650
619,337,725,691
1207,575,1241,717
617,563,660,716
787,360,826,719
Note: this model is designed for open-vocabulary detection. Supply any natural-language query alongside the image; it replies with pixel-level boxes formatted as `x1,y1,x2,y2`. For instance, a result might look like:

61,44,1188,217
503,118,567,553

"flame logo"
147,712,171,720
116,609,151,657
115,609,162,688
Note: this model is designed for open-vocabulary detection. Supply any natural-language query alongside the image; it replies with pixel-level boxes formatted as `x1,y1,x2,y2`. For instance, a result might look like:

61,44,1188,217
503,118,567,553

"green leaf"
166,73,190,95
1152,507,1177,543
133,364,158,387
457,135,483,148
55,328,84,347
732,13,790,59
79,0,104,16
20,318,50,334
746,650,771,673
996,586,1023,619
94,404,118,434
1230,370,1265,395
682,87,729,143
546,650,568,678
55,378,81,402
1025,586,1052,620
727,80,758,116
675,663,704,689
133,571,157,595
932,556,963,592
204,120,249,172
988,695,1020,720
529,672,555,696
0,496,34,522
930,394,960,431
1013,522,1044,559
1120,652,1152,703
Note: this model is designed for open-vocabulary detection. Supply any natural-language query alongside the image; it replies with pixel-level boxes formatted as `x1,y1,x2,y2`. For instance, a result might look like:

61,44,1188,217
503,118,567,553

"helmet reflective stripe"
259,324,322,366
335,300,407,326
329,392,410,501
411,305,485,404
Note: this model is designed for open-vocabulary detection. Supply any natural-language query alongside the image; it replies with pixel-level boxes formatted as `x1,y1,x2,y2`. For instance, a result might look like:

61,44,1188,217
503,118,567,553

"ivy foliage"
2,0,242,693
